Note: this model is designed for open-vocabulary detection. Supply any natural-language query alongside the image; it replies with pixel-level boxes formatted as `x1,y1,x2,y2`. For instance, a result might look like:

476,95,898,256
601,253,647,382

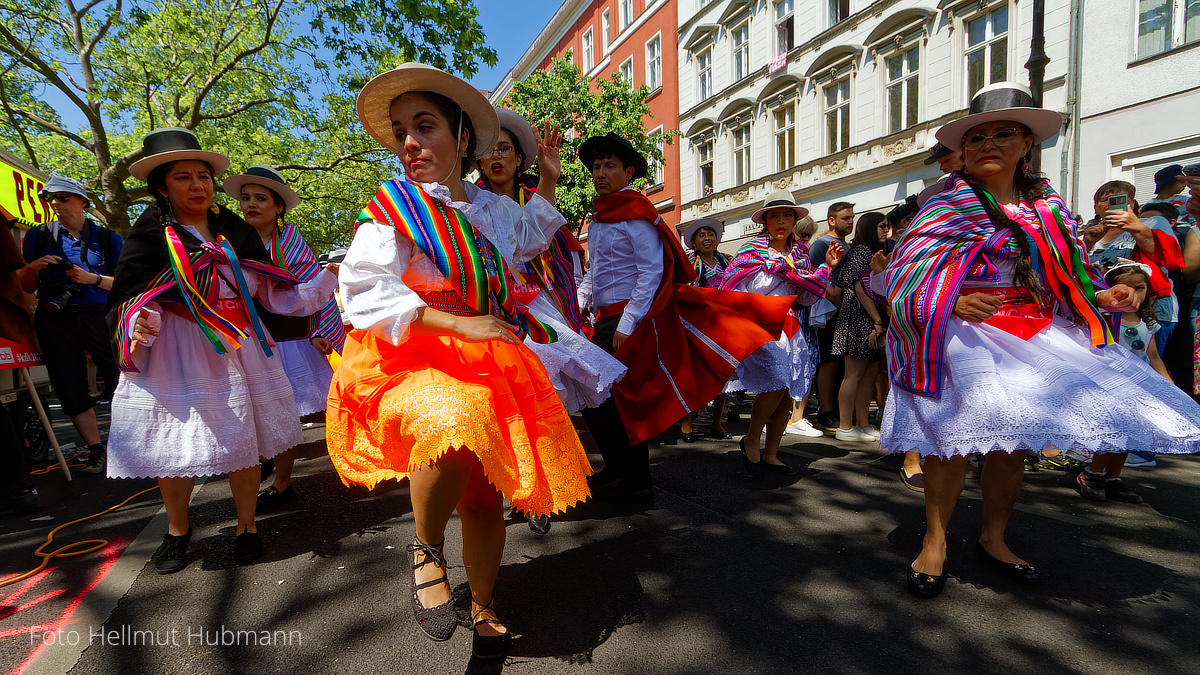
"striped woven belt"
418,290,484,318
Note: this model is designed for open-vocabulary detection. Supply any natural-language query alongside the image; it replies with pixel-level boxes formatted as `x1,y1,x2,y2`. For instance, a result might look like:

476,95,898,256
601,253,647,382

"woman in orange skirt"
326,63,590,661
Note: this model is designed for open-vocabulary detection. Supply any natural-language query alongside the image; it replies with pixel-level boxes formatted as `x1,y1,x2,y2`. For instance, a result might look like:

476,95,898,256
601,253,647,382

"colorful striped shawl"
270,221,347,349
885,174,1111,397
686,250,732,288
114,228,302,372
357,179,555,344
508,186,583,332
716,234,830,297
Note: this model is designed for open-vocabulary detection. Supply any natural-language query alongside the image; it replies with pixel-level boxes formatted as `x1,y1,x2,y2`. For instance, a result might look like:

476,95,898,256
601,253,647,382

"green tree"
0,0,496,249
500,54,680,232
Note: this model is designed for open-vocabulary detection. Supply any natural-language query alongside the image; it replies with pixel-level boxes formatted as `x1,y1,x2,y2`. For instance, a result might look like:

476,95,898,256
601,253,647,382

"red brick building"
489,0,681,234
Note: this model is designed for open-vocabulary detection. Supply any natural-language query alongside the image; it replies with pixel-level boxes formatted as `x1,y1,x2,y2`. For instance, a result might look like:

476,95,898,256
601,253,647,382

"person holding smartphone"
20,175,123,476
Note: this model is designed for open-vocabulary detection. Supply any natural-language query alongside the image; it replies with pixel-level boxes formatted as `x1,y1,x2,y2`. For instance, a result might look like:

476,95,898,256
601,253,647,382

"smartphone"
1182,163,1200,177
1106,194,1129,212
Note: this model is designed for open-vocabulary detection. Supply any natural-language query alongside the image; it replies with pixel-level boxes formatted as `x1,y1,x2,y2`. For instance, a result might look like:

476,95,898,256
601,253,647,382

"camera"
46,259,73,271
1182,163,1200,177
41,281,82,313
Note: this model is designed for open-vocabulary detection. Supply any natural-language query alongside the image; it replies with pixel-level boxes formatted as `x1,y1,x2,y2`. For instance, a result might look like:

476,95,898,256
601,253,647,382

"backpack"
34,220,117,273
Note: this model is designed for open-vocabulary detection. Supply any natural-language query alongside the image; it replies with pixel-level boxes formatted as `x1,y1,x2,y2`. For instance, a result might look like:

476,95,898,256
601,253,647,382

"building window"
620,0,633,30
966,6,1009,98
646,35,662,91
620,57,634,86
699,140,714,195
583,29,594,72
650,127,665,186
732,122,751,185
886,46,919,134
1137,0,1200,59
825,79,851,153
829,0,849,27
775,0,794,55
602,10,611,53
774,104,796,172
698,49,713,101
733,22,750,80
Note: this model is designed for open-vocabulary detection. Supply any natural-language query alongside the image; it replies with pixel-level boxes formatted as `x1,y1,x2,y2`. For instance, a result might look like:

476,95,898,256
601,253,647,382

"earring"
210,205,219,214
276,214,283,229
1022,159,1037,181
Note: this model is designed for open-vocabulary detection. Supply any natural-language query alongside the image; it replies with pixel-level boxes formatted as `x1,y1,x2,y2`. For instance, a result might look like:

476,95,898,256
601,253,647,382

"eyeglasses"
1124,326,1145,351
43,193,77,203
962,128,1025,150
484,145,516,159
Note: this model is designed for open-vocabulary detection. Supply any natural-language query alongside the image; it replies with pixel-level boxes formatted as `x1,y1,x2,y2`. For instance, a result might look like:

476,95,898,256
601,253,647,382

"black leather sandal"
471,598,511,661
406,538,457,641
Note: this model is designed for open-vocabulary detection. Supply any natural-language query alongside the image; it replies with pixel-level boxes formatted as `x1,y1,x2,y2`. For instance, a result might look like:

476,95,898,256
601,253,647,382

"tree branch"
0,77,40,169
185,0,284,128
275,148,384,172
199,96,276,120
10,105,93,150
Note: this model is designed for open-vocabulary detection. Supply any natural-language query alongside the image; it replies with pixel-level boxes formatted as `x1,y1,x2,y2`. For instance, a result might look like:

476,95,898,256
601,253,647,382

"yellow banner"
0,158,53,227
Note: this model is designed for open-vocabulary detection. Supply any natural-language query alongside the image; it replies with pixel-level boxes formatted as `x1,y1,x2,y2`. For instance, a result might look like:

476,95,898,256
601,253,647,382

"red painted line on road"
0,590,66,623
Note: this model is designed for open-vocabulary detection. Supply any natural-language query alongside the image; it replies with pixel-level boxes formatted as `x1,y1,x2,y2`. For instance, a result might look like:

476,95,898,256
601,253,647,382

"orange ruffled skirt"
326,329,591,516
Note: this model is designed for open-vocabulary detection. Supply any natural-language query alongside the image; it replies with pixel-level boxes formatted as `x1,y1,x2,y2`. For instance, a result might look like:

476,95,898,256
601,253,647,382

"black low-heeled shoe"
471,599,512,661
907,564,948,598
234,531,263,565
680,431,697,443
976,541,1042,584
406,538,458,641
707,428,733,440
526,512,551,535
739,437,762,479
153,529,191,575
763,461,796,476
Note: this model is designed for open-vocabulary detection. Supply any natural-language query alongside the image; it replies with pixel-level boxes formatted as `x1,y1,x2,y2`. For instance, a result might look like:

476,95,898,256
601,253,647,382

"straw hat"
222,165,300,212
356,63,499,158
129,128,230,181
935,82,1062,151
494,108,537,172
682,218,724,250
750,189,809,224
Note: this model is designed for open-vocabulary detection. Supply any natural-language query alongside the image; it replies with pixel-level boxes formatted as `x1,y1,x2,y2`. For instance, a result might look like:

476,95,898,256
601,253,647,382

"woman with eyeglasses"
882,83,1200,599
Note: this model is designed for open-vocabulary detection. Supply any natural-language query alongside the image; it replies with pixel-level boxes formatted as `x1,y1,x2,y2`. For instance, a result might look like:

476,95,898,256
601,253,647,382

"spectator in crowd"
917,143,965,208
1153,164,1194,226
20,175,122,476
784,214,826,438
810,202,854,430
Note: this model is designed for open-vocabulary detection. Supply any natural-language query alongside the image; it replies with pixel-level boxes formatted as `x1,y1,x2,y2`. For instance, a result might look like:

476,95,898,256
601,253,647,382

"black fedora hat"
223,165,300,212
129,127,230,181
923,142,956,165
935,82,1062,151
578,132,648,180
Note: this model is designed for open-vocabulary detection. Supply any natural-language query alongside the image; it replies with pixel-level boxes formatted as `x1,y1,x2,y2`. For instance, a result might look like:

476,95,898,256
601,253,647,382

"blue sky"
468,0,563,93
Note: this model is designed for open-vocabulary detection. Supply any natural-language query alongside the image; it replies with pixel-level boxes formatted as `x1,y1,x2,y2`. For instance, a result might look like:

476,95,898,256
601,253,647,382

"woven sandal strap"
406,539,448,570
413,574,449,592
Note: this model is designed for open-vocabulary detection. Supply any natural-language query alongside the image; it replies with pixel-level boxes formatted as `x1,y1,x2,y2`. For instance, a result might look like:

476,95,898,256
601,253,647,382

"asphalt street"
3,401,1200,675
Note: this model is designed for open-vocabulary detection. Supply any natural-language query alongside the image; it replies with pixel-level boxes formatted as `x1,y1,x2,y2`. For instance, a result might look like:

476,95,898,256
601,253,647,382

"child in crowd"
1076,261,1170,504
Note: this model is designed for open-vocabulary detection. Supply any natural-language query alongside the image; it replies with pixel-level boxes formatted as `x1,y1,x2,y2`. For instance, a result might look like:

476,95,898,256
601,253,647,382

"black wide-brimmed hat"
222,165,300,211
923,142,956,165
129,127,230,181
578,132,648,180
935,82,1062,151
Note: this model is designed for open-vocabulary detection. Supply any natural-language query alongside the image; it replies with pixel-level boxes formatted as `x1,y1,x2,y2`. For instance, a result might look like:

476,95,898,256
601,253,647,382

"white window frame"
602,10,611,53
646,33,662,91
1136,0,1200,59
824,77,852,154
620,0,633,30
773,102,796,172
774,0,795,56
620,57,635,86
650,125,665,187
964,5,1010,99
731,119,751,186
828,0,849,28
582,28,594,72
732,21,750,81
697,48,713,101
698,138,715,195
885,44,920,135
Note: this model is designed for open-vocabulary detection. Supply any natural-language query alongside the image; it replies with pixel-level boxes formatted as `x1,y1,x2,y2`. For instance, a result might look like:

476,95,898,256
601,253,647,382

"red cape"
593,190,794,444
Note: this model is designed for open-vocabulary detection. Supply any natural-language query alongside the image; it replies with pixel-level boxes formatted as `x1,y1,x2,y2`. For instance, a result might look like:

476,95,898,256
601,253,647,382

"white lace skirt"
522,291,627,413
726,323,814,401
107,312,303,479
882,315,1200,458
277,337,334,416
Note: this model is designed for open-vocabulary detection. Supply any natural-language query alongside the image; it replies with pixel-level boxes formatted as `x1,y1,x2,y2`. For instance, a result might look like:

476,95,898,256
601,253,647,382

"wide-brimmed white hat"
357,63,498,159
682,218,724,249
750,189,809,224
935,82,1062,151
493,108,537,172
129,127,230,181
222,165,300,212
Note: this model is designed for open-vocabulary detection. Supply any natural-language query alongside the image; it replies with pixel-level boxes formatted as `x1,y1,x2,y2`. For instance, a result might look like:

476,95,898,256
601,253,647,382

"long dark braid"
961,156,1047,302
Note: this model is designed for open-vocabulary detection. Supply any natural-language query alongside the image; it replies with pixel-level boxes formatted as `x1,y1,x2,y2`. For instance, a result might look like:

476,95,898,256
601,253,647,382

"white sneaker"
835,427,867,442
856,426,881,441
784,419,825,438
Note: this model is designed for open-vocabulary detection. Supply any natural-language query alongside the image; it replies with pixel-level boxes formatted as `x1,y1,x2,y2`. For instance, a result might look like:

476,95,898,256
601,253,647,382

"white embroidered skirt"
277,337,334,417
107,312,303,479
881,315,1200,458
522,290,626,413
726,322,815,401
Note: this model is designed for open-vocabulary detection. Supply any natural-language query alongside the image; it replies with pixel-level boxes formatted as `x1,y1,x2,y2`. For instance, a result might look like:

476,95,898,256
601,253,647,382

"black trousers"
579,312,651,489
0,405,34,495
33,305,119,416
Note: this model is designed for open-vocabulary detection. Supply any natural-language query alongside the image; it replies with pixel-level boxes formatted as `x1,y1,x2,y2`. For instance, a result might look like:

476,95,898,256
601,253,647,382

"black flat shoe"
257,484,297,511
762,461,796,476
259,457,275,482
526,512,551,535
739,437,762,479
471,599,511,661
153,529,191,575
680,431,697,443
907,564,948,598
707,428,733,440
586,468,619,488
976,541,1041,584
406,538,457,641
234,531,263,565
